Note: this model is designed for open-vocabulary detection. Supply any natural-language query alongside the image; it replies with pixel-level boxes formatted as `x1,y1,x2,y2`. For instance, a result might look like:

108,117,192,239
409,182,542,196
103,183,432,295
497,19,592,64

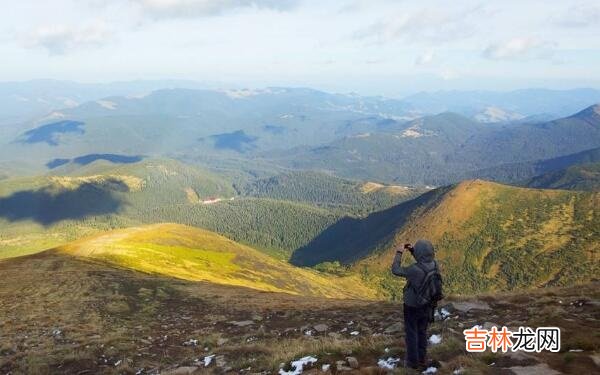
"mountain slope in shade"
524,162,600,191
55,223,376,299
467,146,600,183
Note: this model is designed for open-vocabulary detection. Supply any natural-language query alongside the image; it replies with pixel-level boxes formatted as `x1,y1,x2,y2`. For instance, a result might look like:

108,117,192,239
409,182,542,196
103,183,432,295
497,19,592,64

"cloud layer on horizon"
2,0,600,94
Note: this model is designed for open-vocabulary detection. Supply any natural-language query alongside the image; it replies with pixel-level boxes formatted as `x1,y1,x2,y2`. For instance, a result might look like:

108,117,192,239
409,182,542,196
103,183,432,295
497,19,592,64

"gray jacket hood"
413,239,435,263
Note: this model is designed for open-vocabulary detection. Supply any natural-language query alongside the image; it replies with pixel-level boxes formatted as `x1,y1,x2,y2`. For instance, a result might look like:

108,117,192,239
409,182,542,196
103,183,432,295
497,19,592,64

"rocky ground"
0,252,599,374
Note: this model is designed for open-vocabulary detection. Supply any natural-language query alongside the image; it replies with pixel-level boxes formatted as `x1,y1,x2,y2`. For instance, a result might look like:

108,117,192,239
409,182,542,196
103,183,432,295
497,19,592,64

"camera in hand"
404,243,414,253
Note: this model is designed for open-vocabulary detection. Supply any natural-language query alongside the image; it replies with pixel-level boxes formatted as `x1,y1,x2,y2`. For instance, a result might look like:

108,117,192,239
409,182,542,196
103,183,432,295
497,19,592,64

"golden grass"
56,223,378,299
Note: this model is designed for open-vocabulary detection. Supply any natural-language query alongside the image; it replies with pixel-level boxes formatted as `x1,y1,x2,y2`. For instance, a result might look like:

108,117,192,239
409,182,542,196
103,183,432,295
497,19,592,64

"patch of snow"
183,339,198,346
453,368,464,374
203,354,215,366
279,356,318,375
423,367,437,374
440,308,451,319
321,364,330,372
97,100,117,110
377,357,401,370
350,331,359,336
429,334,442,345
304,330,313,336
114,360,122,367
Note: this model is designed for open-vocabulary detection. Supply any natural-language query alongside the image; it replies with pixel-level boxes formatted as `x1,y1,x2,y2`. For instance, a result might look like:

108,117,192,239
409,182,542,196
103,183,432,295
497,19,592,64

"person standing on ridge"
391,239,443,370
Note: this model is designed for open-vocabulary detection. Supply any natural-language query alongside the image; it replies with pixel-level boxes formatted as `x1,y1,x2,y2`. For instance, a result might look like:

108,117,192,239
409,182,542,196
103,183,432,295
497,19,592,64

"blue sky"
2,0,600,96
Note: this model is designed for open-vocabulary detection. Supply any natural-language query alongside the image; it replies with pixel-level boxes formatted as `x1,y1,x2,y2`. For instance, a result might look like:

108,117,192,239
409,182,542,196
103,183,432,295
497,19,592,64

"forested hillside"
0,159,358,259
242,170,423,215
523,162,600,191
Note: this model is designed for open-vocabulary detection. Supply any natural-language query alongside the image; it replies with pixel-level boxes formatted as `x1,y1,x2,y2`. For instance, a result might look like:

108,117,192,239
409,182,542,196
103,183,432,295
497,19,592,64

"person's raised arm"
391,244,412,277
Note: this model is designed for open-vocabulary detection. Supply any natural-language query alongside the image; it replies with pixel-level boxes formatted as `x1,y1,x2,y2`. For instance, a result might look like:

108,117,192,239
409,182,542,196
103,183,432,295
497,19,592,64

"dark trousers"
403,304,430,368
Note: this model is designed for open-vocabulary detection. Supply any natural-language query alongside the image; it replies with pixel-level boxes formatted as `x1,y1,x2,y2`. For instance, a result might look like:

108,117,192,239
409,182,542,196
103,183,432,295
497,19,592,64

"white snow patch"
183,338,198,346
453,368,465,374
321,364,330,372
203,354,215,366
279,356,318,375
423,367,437,374
97,100,117,110
377,357,401,370
350,331,359,336
429,334,442,345
440,308,451,319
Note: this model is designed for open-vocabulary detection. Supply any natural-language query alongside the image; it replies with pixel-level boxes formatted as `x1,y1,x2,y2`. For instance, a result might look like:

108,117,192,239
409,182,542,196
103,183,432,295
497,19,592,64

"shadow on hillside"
290,186,451,267
0,178,128,226
46,154,144,169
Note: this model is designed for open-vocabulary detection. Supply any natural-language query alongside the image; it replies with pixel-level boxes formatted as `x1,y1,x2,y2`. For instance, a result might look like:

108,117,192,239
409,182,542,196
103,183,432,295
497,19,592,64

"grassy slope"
356,180,600,297
1,245,598,374
55,223,376,299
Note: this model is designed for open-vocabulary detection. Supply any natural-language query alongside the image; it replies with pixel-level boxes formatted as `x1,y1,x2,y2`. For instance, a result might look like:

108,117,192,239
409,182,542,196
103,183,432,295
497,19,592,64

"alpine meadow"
0,1,599,374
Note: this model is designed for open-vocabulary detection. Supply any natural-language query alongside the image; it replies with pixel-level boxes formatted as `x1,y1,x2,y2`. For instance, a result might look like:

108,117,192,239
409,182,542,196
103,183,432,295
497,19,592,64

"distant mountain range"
2,84,600,187
272,104,600,185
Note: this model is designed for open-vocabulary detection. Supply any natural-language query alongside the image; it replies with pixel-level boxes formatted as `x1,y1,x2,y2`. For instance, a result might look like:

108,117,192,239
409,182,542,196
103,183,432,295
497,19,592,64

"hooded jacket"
391,239,437,307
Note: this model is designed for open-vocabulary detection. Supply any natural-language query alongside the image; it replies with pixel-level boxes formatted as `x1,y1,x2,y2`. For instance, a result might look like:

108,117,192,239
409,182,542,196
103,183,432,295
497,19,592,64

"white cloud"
482,37,555,60
24,21,113,55
415,50,435,66
131,0,299,18
555,3,600,28
352,5,487,45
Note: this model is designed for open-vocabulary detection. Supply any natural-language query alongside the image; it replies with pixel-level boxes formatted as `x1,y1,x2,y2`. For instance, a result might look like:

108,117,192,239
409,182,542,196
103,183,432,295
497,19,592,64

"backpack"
413,262,444,308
